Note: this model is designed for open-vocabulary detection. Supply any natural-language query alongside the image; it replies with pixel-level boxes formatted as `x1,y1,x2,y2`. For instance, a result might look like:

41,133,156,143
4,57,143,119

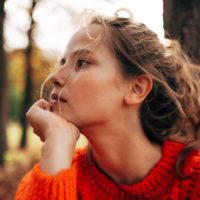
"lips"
50,93,67,105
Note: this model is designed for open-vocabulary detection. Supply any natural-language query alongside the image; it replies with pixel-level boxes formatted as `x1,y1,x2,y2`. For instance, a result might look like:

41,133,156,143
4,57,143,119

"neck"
82,118,162,185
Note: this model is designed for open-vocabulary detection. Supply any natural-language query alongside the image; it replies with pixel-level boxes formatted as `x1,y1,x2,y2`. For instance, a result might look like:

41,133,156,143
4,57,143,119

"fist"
26,99,80,142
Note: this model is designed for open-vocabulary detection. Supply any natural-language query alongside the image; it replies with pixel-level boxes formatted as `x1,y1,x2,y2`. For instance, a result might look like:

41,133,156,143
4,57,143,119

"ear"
124,75,153,106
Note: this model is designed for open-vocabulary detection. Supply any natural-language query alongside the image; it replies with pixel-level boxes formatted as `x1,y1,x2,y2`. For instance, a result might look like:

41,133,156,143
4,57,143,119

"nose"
49,66,69,87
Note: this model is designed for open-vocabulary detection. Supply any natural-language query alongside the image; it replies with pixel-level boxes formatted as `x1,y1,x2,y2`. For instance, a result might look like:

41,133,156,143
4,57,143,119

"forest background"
0,0,199,199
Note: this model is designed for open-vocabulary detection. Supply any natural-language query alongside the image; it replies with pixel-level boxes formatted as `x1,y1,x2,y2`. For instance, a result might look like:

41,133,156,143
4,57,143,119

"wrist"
40,133,78,175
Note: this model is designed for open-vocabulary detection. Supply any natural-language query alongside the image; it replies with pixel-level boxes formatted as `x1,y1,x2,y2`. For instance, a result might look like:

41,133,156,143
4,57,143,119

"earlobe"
124,75,153,105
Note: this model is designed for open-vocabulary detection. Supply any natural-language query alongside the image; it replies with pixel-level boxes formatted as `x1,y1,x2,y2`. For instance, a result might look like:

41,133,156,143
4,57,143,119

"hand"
26,99,80,174
26,99,80,142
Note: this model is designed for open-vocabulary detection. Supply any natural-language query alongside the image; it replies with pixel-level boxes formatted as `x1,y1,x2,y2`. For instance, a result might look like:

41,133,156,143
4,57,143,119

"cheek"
72,74,114,101
70,81,102,109
59,71,124,126
71,74,121,114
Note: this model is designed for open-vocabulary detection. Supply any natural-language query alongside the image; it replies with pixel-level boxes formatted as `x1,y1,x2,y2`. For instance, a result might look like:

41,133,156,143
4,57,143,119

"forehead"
64,24,108,55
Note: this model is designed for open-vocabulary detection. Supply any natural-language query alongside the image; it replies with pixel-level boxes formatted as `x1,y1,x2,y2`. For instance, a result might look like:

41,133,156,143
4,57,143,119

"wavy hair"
87,11,200,176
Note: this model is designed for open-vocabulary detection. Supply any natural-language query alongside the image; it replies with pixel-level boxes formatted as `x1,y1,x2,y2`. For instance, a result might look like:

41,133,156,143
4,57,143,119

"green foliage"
9,87,22,121
7,48,56,121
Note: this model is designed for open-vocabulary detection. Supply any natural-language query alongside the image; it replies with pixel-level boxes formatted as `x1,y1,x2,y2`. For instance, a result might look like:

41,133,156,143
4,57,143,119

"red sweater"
15,141,200,199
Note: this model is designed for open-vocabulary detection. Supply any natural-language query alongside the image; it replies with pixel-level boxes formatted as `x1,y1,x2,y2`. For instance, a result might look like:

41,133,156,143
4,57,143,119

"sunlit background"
5,0,163,55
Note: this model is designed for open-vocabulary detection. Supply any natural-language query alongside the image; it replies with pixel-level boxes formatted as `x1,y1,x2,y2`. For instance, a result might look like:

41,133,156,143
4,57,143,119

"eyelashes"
76,59,91,70
59,58,66,66
59,57,92,70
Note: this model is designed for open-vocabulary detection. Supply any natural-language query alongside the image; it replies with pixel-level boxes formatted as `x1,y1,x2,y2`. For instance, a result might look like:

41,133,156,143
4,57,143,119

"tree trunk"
0,0,8,165
20,0,36,148
163,0,200,64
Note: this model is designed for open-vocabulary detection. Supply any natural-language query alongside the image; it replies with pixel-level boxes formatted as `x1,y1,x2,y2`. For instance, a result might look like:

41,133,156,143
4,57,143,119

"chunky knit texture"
15,141,200,200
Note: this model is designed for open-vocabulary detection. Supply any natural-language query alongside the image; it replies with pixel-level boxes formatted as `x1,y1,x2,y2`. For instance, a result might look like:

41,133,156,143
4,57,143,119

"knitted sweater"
15,141,200,200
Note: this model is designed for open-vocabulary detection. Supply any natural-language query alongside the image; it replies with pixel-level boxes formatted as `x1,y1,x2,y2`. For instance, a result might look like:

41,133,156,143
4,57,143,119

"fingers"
34,99,51,111
25,99,80,144
41,99,52,111
26,99,51,116
26,99,52,140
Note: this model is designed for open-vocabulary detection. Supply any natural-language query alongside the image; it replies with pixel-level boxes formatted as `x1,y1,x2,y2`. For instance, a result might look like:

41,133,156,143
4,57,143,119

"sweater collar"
85,140,185,199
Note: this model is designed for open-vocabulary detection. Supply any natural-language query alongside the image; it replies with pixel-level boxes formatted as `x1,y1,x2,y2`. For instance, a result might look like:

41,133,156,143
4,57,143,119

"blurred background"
0,0,199,199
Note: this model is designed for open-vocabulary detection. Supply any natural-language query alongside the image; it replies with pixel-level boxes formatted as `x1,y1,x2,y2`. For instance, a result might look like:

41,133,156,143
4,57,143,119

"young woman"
15,11,200,199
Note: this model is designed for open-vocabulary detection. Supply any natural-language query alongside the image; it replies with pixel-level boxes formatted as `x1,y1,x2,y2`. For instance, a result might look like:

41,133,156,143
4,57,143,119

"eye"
59,58,66,66
76,59,91,70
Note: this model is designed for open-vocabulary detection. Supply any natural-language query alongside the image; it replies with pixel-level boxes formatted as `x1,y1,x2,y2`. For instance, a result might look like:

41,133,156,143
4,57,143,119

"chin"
51,108,61,115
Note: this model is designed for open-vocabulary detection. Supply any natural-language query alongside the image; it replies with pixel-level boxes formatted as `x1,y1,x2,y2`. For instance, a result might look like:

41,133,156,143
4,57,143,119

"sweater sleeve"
14,164,77,200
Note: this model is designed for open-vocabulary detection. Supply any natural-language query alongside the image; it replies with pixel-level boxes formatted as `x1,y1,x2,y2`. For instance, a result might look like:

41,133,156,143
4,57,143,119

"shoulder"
181,150,200,198
183,150,200,177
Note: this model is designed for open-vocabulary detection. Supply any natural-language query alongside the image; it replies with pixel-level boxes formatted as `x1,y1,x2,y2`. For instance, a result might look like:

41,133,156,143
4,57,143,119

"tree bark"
163,0,200,64
0,0,8,165
20,0,36,148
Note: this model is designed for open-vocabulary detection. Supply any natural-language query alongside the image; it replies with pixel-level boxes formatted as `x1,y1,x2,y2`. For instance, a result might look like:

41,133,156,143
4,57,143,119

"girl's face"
49,24,128,130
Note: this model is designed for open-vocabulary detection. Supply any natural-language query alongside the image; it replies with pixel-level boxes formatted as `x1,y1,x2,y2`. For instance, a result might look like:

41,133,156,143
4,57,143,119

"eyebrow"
67,49,94,59
59,49,95,66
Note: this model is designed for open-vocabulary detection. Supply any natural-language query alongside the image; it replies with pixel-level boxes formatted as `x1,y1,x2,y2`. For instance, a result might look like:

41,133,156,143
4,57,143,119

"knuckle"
26,110,30,118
